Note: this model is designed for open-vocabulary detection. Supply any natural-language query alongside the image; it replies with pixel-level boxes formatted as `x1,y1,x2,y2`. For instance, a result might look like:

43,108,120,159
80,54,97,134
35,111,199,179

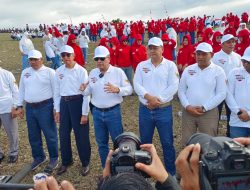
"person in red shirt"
203,28,213,45
235,29,250,56
131,34,147,71
67,34,85,67
109,37,120,66
193,31,204,50
177,34,195,75
224,22,236,36
161,33,176,61
188,17,197,44
212,31,222,53
117,35,132,84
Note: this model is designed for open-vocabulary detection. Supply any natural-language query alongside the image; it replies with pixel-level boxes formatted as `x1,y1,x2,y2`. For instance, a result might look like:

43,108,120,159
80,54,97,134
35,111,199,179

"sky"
1,0,250,28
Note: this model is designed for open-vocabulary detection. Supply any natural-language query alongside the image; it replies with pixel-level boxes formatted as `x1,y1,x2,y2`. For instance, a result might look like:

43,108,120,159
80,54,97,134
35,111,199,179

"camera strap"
199,161,212,190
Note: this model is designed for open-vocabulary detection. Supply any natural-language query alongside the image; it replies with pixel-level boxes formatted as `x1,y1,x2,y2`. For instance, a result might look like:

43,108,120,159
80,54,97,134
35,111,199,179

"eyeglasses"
99,73,104,78
123,40,128,42
94,57,106,62
61,53,71,57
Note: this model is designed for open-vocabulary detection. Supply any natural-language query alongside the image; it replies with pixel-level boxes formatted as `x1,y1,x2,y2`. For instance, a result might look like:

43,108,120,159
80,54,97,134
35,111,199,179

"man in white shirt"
17,50,58,174
82,46,132,168
226,47,250,137
178,42,227,146
133,37,179,176
0,68,19,163
54,45,91,176
212,34,242,136
19,32,34,70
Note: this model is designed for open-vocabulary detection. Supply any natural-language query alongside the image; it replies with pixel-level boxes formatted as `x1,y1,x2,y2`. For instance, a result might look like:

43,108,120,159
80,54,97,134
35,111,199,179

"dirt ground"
0,33,227,189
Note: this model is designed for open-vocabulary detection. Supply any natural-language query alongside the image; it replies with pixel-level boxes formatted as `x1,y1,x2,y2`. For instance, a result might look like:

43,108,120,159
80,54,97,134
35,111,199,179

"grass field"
0,33,226,189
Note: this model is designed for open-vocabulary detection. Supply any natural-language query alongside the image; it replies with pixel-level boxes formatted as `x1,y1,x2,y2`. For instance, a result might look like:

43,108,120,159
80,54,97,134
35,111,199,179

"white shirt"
0,68,19,114
212,50,242,77
84,65,132,108
44,41,56,58
133,58,179,105
54,63,90,115
77,35,90,48
178,62,227,111
226,67,250,128
167,28,177,48
18,65,55,105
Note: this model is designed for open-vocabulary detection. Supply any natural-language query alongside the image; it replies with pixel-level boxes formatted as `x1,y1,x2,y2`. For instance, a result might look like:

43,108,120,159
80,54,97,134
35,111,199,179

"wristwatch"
201,106,206,113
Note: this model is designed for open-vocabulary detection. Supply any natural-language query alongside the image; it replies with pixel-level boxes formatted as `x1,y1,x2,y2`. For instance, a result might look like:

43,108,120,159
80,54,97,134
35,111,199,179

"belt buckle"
64,96,70,101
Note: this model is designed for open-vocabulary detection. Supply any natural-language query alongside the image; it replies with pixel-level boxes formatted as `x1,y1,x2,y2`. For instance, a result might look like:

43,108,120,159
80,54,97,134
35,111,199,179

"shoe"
8,155,18,163
44,159,59,175
31,158,47,170
57,165,68,175
81,165,90,176
0,153,4,163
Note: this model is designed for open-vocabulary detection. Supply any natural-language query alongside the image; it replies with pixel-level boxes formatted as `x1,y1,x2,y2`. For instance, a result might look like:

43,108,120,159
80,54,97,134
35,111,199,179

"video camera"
110,132,152,177
187,133,250,190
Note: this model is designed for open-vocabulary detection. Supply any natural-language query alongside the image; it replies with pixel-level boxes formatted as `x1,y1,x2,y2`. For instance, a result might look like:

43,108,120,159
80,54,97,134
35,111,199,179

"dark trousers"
218,101,231,137
59,96,91,167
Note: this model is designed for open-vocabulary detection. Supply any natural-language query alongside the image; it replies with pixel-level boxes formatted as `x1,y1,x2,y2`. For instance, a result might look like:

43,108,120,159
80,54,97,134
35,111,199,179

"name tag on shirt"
24,72,31,78
188,70,196,75
142,67,151,73
218,59,226,64
235,74,245,81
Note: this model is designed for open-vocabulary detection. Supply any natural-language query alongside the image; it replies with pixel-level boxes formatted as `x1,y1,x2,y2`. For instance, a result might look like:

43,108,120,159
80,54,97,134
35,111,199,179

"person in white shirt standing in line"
226,47,250,138
54,45,91,176
133,37,179,176
16,50,58,174
77,29,90,64
82,46,132,168
178,42,227,146
19,32,34,70
212,34,242,137
0,67,19,163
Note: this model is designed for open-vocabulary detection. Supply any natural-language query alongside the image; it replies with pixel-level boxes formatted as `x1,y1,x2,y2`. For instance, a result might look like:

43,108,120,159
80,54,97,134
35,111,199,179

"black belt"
61,94,82,101
94,104,120,112
26,98,53,108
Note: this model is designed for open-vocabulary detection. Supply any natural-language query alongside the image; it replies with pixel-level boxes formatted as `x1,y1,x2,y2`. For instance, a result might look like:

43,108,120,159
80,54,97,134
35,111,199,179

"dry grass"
0,33,227,189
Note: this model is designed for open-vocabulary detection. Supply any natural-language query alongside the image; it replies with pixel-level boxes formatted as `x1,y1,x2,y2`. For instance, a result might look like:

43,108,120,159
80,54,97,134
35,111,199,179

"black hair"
97,172,154,190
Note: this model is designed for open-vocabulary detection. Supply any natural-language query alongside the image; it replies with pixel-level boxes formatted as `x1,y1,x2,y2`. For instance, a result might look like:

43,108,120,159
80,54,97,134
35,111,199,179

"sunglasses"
61,53,71,57
99,73,104,78
242,59,250,64
29,58,40,61
94,57,106,62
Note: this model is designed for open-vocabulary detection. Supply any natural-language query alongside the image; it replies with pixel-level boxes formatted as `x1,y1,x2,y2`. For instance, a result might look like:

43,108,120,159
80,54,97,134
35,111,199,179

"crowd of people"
0,11,250,189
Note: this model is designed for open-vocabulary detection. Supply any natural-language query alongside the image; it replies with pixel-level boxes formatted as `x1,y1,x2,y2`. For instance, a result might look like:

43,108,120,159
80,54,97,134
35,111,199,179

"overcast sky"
1,0,249,28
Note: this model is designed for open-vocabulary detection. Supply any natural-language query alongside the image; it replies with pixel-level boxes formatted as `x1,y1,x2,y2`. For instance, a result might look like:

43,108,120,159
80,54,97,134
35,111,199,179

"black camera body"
187,133,250,190
110,132,152,177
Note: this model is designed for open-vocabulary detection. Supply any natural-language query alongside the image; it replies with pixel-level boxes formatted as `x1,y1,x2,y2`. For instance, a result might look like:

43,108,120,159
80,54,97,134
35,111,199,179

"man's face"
222,38,236,53
61,52,75,65
95,56,110,72
242,59,250,73
29,58,43,70
147,45,163,59
196,51,213,67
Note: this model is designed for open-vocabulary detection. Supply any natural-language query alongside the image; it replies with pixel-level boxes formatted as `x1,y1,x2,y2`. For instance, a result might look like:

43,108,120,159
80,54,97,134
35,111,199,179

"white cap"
60,45,74,54
94,46,110,58
221,34,237,44
241,47,250,62
28,50,42,59
148,37,163,47
196,42,213,53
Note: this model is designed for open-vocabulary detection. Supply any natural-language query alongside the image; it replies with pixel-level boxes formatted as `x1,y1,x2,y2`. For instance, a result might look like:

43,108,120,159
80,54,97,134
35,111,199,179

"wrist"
157,171,169,183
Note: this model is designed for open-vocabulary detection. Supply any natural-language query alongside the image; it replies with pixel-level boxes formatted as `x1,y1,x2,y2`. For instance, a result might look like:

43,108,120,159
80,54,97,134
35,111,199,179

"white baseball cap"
221,34,237,44
148,37,163,47
94,46,110,58
196,42,213,53
241,47,250,62
28,50,42,59
60,45,74,54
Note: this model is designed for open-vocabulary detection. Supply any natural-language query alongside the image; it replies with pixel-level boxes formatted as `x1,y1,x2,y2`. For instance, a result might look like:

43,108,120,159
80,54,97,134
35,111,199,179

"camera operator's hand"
234,137,250,146
176,143,201,190
135,144,168,183
103,150,114,178
31,176,75,190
